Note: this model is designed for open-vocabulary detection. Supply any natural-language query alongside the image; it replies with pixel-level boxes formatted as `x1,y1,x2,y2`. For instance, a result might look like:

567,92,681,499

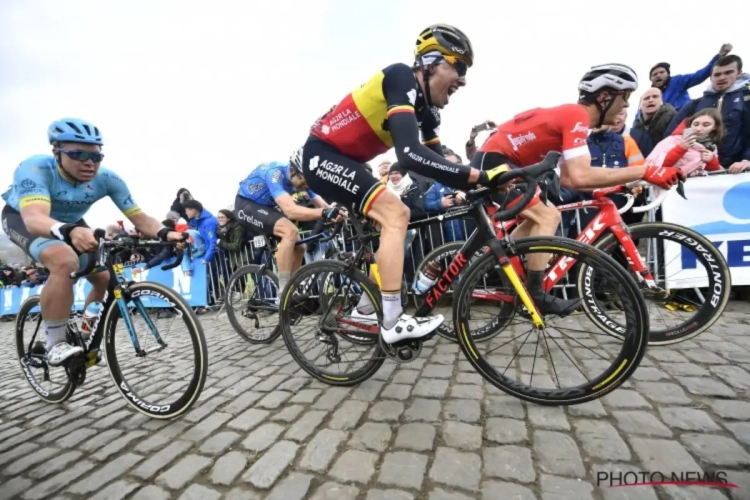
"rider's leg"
38,243,85,365
365,191,443,341
81,270,110,339
273,218,302,293
511,200,580,314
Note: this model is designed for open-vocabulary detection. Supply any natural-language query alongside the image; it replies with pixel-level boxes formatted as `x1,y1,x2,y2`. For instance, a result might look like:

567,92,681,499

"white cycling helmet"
578,63,638,94
290,146,304,173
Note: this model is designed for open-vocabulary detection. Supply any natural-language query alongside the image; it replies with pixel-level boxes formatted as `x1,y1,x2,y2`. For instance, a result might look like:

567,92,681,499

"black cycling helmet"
415,24,474,68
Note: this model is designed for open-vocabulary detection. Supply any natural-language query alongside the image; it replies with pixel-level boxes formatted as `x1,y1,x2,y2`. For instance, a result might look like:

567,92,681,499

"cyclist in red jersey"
472,64,686,315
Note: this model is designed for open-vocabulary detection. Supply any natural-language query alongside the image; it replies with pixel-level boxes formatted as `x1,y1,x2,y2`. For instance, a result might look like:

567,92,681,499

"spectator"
166,211,189,232
183,199,221,304
631,88,677,157
170,188,193,221
666,54,750,171
377,160,391,184
216,209,249,268
105,223,126,240
646,108,723,177
464,120,496,161
588,108,644,168
649,43,733,111
424,147,469,245
1,266,23,287
132,219,179,276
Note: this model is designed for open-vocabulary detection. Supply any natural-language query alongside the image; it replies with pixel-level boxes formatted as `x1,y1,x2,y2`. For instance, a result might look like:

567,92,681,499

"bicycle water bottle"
81,302,102,336
412,260,441,295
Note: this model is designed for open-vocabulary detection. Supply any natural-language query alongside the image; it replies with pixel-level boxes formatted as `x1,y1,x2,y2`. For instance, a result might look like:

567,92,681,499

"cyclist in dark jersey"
234,149,342,295
302,24,510,344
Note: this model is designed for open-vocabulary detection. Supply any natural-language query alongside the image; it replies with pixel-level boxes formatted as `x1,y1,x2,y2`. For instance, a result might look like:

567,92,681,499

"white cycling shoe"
381,313,444,344
46,342,84,366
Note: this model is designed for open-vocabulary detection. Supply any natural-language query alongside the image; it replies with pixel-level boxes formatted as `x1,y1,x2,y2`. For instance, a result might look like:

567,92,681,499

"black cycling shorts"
302,136,387,215
470,151,542,211
233,195,284,237
1,205,91,263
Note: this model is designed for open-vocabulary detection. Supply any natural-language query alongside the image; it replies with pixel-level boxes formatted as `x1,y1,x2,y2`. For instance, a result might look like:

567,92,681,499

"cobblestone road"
1,302,750,500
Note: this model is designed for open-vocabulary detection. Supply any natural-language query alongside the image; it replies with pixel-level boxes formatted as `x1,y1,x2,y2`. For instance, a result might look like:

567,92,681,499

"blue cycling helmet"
47,118,103,146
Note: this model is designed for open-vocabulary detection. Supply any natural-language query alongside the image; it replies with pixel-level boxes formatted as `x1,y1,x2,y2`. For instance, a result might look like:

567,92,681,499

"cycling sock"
278,272,291,294
527,271,545,293
44,319,69,351
381,290,402,330
356,293,375,315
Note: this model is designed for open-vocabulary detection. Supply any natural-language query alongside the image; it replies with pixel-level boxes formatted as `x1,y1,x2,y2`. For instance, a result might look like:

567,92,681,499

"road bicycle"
278,152,650,406
222,222,345,343
415,180,730,345
16,229,208,419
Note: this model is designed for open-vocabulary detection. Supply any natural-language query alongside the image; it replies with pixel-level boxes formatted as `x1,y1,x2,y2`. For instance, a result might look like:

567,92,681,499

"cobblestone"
1,305,749,497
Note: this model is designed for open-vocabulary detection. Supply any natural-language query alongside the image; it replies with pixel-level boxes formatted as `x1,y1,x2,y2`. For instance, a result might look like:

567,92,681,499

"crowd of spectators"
2,44,749,312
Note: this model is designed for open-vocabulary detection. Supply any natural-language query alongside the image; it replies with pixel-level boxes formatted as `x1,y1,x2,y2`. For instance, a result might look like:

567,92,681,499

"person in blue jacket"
647,44,732,112
182,199,220,303
180,229,207,276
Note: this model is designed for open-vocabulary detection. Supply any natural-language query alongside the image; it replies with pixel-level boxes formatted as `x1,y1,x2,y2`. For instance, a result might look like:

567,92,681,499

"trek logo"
570,122,589,134
546,214,606,283
506,131,536,151
682,239,749,268
424,252,468,308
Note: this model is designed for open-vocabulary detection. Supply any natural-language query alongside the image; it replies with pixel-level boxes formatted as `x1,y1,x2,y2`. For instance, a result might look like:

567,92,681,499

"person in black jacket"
385,162,426,284
170,188,193,221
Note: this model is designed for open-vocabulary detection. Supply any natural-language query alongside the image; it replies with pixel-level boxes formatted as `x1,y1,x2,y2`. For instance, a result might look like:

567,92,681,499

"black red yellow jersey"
310,63,440,163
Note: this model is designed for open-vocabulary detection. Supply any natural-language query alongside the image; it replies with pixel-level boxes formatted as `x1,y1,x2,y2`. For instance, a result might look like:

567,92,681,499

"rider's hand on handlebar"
479,164,514,191
643,165,686,190
70,227,99,253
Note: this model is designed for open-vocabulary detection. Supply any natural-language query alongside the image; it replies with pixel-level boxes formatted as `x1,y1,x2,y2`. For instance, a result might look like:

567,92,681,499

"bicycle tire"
225,264,281,344
452,236,649,406
104,281,208,419
592,221,731,345
280,260,385,386
15,296,76,404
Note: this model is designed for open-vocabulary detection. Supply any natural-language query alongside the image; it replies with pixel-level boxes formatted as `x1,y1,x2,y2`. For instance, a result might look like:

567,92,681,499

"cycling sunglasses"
58,149,105,163
451,60,467,77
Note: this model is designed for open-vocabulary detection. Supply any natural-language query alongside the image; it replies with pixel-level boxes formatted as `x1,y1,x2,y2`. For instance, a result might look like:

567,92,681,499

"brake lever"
675,179,686,200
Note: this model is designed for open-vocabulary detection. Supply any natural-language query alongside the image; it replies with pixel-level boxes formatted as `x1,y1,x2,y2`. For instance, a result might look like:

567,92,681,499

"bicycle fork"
488,239,546,329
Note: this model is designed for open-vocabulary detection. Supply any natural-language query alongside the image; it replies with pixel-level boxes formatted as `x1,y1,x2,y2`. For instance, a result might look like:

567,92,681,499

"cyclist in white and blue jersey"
1,118,185,366
234,147,342,295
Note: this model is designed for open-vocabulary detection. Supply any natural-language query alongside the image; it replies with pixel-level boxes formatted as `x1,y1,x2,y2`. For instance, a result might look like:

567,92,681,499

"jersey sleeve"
102,169,142,217
14,159,51,209
421,107,441,146
557,105,591,161
382,63,420,121
265,165,289,200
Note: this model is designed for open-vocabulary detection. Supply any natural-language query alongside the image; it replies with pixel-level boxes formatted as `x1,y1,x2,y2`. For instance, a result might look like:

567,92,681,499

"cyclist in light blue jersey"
1,118,185,366
233,147,343,295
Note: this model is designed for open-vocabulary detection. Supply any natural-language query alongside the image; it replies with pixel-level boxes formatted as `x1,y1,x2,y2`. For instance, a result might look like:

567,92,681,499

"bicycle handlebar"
465,151,561,221
621,179,686,214
70,230,190,279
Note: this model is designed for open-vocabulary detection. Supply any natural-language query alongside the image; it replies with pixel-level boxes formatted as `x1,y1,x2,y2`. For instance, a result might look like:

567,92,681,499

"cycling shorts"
1,205,89,265
470,151,542,212
233,195,285,237
302,136,387,216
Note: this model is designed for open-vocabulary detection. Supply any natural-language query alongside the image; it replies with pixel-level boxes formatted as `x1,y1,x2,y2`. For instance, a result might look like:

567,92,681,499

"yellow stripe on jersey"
423,137,440,145
19,195,50,208
351,71,393,148
123,206,142,217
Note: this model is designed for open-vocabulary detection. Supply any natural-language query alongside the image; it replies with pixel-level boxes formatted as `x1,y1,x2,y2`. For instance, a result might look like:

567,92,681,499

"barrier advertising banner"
1,262,208,316
661,173,750,288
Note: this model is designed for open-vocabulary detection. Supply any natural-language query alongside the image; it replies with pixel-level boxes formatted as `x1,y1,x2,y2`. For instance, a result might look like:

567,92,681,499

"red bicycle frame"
474,186,655,303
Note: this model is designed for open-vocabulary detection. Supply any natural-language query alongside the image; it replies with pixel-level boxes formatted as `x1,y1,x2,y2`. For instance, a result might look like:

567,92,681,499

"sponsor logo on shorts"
308,156,360,195
237,209,264,228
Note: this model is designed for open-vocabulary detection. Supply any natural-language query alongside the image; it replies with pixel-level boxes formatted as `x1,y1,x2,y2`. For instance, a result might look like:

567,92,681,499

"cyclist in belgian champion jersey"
1,118,185,366
302,24,510,344
472,64,687,315
234,150,342,295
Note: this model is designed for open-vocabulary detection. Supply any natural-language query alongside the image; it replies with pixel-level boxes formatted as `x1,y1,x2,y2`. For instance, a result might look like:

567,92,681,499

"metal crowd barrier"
205,200,663,305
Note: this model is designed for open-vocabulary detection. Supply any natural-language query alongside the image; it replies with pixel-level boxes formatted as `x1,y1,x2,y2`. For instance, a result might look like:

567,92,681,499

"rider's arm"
561,155,647,190
383,64,480,189
310,195,329,209
275,193,325,221
13,163,58,237
104,170,165,238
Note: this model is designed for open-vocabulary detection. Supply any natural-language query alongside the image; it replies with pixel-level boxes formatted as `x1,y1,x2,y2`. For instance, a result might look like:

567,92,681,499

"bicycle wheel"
15,296,76,403
592,221,731,345
225,264,281,344
453,236,649,406
104,281,208,419
279,260,385,386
